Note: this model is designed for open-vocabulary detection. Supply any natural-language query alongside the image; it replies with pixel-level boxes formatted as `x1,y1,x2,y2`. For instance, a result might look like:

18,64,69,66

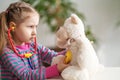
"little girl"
0,1,69,80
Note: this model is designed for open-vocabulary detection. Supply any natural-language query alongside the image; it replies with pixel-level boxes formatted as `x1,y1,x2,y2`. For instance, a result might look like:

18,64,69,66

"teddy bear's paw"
51,55,65,65
61,66,89,80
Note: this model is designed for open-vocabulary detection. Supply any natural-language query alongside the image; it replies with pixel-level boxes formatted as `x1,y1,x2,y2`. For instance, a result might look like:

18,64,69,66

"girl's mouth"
30,37,36,41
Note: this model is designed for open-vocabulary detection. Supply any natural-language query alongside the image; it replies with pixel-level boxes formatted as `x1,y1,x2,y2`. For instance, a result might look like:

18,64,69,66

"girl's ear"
9,22,16,28
9,22,16,31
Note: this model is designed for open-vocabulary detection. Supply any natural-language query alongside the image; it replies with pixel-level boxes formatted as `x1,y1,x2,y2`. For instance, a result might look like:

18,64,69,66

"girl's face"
13,12,39,45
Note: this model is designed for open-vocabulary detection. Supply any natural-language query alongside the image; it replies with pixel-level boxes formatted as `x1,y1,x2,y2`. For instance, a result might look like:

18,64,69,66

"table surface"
94,67,120,80
47,67,120,80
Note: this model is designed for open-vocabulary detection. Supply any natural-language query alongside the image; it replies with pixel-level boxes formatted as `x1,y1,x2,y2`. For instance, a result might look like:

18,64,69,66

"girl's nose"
32,28,37,36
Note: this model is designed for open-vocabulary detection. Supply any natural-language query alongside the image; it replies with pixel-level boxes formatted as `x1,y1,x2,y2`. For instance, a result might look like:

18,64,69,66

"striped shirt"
0,43,65,80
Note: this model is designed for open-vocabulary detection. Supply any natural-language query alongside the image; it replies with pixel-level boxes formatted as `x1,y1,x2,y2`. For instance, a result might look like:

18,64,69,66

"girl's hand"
56,55,70,73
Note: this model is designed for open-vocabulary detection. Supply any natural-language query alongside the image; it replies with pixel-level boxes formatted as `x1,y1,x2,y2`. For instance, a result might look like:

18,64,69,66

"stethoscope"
28,58,33,69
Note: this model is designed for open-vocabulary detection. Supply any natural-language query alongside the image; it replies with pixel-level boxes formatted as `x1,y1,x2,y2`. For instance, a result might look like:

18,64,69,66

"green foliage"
85,25,97,43
21,0,96,42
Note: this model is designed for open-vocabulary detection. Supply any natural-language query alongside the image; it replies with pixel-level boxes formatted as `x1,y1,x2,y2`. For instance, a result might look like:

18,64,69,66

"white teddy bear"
52,14,104,80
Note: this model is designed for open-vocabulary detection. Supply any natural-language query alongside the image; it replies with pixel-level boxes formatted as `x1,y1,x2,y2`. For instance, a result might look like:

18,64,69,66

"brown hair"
0,1,39,54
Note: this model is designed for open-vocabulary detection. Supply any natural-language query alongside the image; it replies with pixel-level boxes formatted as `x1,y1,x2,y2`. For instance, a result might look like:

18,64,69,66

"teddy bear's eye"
70,38,75,43
66,38,69,41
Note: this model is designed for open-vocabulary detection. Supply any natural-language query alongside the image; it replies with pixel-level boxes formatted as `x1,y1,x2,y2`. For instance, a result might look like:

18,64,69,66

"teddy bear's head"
56,14,85,48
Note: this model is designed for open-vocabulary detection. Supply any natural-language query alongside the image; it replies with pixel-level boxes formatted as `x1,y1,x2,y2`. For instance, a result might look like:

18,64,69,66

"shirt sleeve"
37,44,58,64
0,49,46,80
57,50,66,55
45,64,59,78
37,44,66,65
30,42,66,65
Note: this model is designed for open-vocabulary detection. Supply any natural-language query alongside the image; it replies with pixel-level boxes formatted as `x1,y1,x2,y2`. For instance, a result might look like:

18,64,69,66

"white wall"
0,0,19,12
1,0,120,67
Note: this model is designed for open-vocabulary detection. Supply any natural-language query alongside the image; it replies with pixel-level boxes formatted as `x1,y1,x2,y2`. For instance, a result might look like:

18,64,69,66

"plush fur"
52,14,104,80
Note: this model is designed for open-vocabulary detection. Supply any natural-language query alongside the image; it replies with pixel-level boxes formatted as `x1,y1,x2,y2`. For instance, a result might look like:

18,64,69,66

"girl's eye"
27,26,34,28
28,25,37,28
29,26,33,28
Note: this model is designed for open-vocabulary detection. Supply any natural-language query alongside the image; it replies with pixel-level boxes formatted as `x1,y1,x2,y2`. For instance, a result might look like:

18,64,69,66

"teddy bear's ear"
71,14,77,24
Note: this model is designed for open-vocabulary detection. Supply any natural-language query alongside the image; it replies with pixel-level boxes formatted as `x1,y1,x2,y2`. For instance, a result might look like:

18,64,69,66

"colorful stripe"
0,43,60,80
